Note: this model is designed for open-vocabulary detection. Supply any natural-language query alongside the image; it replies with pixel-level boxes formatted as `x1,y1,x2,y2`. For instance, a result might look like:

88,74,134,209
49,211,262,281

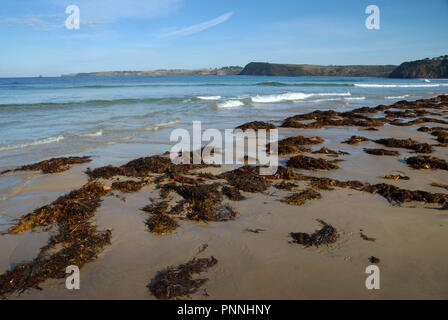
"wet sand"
1,96,448,299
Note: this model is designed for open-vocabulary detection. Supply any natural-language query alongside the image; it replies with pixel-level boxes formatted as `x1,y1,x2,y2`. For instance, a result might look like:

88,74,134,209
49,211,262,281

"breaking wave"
0,135,64,152
251,92,351,103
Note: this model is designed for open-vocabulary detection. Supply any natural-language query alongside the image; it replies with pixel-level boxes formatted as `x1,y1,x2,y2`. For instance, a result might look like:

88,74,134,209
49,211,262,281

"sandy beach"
1,94,447,300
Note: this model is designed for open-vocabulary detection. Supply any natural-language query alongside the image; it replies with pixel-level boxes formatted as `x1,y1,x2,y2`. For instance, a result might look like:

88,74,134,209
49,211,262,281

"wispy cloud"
0,14,64,30
0,13,104,30
158,11,234,38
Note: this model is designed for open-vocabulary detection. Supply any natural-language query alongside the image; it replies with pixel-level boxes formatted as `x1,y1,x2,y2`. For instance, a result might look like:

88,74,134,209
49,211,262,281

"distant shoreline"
61,55,448,79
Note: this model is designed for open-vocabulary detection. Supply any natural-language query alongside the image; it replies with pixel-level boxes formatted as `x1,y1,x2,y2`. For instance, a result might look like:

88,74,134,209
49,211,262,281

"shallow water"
0,75,447,169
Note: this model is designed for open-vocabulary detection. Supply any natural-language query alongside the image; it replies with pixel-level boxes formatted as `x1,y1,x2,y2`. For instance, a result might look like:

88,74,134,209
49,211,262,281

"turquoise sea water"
0,75,447,169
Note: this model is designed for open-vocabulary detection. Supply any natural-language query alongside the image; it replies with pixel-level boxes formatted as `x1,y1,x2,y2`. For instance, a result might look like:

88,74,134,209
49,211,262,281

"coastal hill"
239,62,396,77
389,55,448,78
62,66,243,77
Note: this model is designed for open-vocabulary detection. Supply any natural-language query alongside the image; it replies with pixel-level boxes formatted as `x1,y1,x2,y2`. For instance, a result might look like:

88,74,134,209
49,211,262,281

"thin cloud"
158,11,234,38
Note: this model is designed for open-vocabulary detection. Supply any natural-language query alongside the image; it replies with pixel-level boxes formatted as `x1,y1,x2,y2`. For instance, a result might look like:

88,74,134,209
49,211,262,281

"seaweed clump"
290,219,339,247
406,156,448,170
270,136,323,155
235,121,277,131
363,148,400,156
375,138,433,154
381,174,410,181
281,189,321,206
111,179,148,193
219,166,271,192
164,183,237,222
148,256,218,300
1,156,92,175
146,214,179,235
287,155,339,170
342,136,370,145
0,182,111,297
222,186,246,201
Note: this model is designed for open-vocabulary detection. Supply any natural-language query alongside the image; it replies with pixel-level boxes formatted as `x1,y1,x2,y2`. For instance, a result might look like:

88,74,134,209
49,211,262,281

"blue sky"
0,0,447,77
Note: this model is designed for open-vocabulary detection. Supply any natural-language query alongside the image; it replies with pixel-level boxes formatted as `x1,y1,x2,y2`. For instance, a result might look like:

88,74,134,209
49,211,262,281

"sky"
0,0,447,77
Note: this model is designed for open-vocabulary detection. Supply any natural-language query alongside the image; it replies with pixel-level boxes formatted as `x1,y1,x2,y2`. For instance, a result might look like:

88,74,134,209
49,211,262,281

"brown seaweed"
381,174,410,181
146,214,179,234
406,156,448,170
430,182,448,191
290,219,339,247
111,179,148,193
222,186,246,201
219,166,271,192
235,121,277,131
342,136,370,145
368,256,380,264
0,182,111,297
360,232,376,242
375,138,433,154
287,155,339,170
364,148,400,156
2,156,92,175
281,189,321,206
148,256,218,300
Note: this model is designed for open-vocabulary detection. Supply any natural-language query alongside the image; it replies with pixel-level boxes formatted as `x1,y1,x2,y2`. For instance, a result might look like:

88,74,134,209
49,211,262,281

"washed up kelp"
406,156,448,170
222,186,246,201
418,127,448,143
360,232,376,242
363,148,400,156
111,179,149,193
219,166,271,192
159,183,237,222
381,174,410,181
430,182,448,191
8,182,108,234
0,182,111,297
368,256,380,264
342,136,370,145
375,138,433,154
294,173,448,208
235,121,277,131
1,156,92,175
86,154,212,180
0,227,111,297
274,181,298,191
311,147,344,157
269,135,323,155
290,219,339,247
363,183,448,206
148,256,218,300
146,214,179,234
280,189,321,206
281,110,386,129
287,155,339,170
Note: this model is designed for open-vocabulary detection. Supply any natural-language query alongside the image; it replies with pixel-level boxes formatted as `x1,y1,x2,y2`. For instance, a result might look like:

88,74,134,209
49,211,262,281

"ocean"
0,75,447,170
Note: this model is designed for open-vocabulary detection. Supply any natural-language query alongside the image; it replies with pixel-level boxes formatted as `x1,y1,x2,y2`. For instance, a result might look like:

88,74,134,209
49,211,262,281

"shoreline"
0,94,448,299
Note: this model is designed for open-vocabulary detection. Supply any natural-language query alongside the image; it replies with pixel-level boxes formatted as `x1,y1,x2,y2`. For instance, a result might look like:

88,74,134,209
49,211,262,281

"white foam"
145,120,180,131
384,95,410,100
251,92,351,103
217,100,244,108
197,96,222,100
0,135,64,152
355,83,448,88
344,96,366,101
79,130,103,137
